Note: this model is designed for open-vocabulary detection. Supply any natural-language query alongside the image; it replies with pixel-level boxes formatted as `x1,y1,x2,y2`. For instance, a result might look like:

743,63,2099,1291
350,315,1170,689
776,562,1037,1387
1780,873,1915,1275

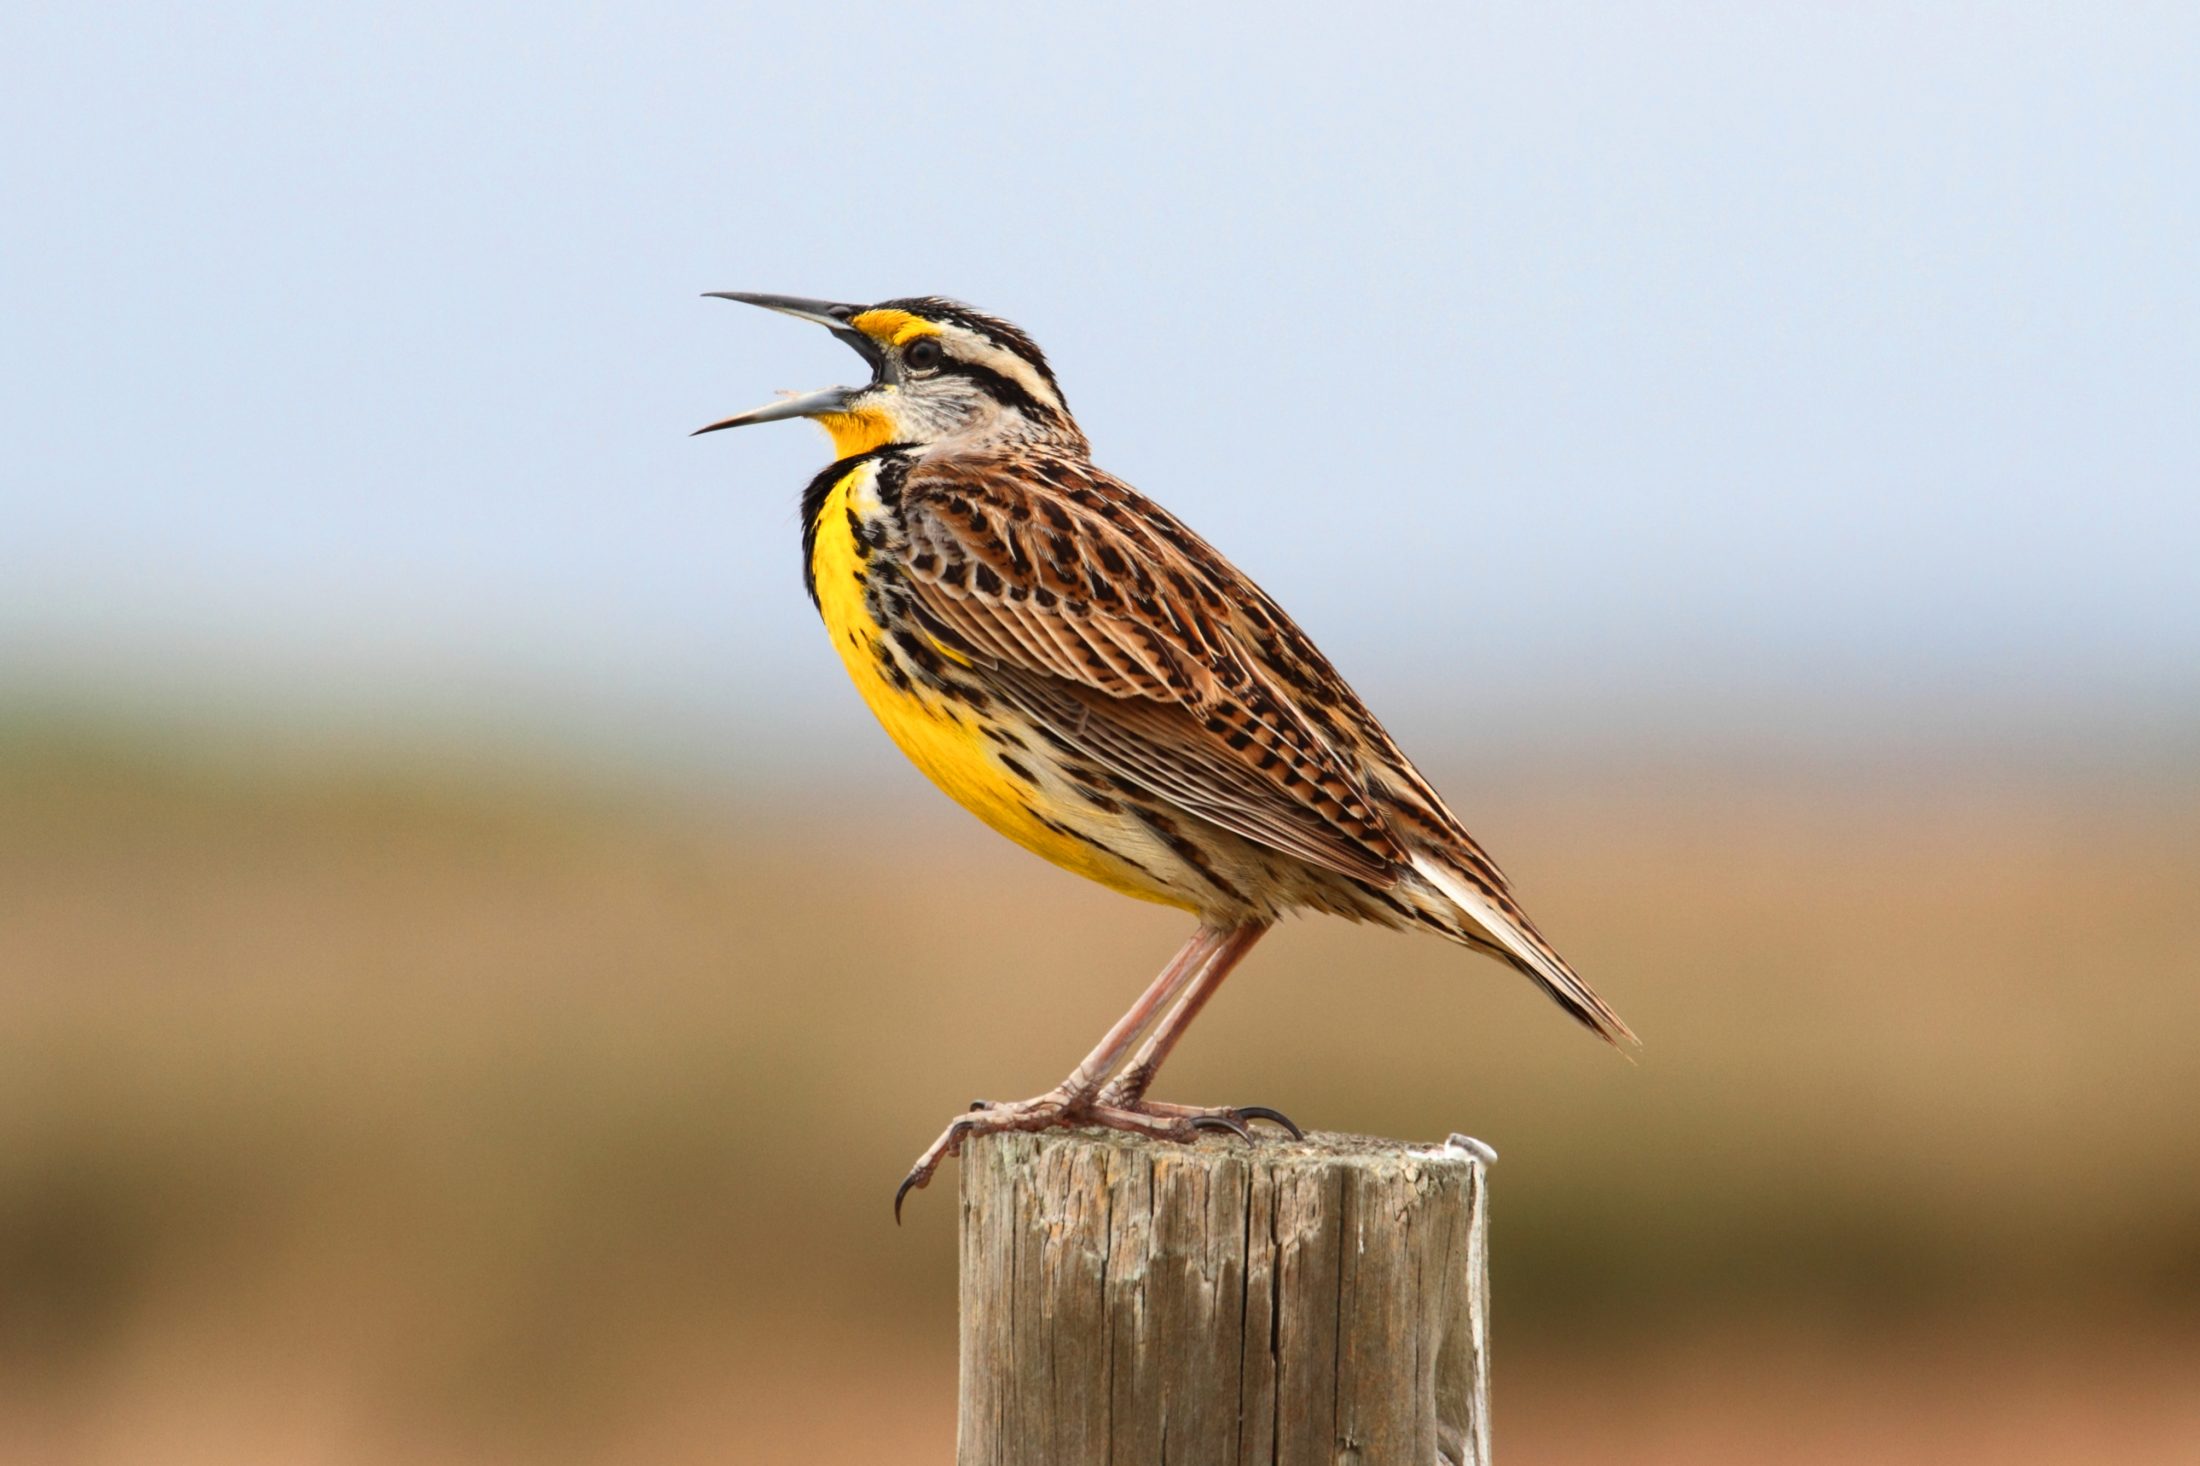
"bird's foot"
1092,1071,1306,1142
896,1088,1074,1221
1091,1092,1307,1142
894,1090,1302,1221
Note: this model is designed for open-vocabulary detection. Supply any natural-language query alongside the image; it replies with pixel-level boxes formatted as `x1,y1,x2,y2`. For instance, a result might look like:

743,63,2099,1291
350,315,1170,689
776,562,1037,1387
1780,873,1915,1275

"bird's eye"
905,338,944,371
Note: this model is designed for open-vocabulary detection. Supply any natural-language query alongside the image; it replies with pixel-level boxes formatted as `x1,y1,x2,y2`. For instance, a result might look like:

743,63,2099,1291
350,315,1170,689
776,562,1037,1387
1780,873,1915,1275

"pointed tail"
1410,851,1638,1047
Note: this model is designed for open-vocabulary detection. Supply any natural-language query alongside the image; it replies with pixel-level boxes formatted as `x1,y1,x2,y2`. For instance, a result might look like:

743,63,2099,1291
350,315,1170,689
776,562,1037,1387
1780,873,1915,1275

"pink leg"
1054,923,1241,1097
1096,921,1270,1108
895,922,1261,1219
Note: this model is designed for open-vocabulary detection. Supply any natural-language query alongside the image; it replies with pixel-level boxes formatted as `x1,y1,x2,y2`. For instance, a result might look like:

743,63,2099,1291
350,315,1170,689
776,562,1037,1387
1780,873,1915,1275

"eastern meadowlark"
697,293,1633,1216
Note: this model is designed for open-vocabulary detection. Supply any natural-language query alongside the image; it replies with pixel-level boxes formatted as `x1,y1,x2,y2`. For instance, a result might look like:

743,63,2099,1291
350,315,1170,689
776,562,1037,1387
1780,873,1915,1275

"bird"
695,293,1632,1217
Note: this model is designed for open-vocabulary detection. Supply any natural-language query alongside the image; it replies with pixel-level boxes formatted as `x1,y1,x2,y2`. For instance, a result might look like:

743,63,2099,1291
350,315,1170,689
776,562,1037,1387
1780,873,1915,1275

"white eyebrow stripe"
945,326,1064,414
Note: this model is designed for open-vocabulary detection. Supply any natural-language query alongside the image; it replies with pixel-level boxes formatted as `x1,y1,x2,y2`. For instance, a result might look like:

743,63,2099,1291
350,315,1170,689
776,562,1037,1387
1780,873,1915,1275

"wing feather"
883,446,1632,1043
898,455,1406,885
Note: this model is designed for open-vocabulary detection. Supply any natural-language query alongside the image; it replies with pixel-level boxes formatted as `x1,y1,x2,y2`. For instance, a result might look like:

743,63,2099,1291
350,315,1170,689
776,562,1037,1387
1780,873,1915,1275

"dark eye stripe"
935,357,1058,423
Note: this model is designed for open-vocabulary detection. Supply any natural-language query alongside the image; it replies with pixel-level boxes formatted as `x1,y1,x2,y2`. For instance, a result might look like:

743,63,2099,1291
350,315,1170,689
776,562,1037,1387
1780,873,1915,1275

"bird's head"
695,293,1082,457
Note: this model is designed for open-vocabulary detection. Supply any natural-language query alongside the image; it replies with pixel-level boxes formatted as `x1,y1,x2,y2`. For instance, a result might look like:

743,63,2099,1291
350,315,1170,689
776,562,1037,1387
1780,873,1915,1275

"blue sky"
5,4,2195,761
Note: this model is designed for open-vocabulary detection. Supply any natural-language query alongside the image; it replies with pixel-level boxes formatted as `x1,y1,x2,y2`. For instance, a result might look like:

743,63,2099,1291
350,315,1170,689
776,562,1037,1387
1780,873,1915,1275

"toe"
1188,1112,1254,1142
1234,1105,1305,1140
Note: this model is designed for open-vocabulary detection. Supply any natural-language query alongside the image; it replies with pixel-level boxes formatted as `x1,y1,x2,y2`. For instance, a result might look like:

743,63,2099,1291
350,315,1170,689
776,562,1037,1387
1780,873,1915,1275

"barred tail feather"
1409,852,1637,1047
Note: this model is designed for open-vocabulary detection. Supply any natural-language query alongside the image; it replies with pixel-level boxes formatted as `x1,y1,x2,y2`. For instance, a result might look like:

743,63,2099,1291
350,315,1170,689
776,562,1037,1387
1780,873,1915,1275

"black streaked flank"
1133,807,1250,909
889,626,946,677
1030,810,1167,886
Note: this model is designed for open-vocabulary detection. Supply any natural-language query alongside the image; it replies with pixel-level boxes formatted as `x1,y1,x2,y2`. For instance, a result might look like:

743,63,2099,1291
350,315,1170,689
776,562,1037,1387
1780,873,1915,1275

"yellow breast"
810,463,1195,911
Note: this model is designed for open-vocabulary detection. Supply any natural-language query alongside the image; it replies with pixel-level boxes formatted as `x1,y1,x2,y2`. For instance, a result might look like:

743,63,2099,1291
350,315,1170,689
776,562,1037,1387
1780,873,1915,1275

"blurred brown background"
4,716,2195,1463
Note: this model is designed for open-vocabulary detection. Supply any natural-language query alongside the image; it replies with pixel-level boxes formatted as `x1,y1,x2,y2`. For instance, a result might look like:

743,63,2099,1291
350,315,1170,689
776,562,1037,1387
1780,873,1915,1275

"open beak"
693,292,881,436
690,384,860,435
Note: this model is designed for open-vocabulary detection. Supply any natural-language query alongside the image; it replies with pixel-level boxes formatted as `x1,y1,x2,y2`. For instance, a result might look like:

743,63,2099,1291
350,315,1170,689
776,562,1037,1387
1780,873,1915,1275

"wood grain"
958,1128,1492,1465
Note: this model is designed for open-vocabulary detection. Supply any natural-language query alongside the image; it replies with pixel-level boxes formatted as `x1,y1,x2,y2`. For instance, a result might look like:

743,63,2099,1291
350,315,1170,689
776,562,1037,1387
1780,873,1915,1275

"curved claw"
1189,1112,1254,1143
1235,1105,1305,1140
968,1099,994,1111
893,1170,923,1225
896,1115,981,1224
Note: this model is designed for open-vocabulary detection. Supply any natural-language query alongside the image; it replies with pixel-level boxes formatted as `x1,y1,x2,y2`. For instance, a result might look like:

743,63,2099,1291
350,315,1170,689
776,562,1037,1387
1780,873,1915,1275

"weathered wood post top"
958,1126,1495,1466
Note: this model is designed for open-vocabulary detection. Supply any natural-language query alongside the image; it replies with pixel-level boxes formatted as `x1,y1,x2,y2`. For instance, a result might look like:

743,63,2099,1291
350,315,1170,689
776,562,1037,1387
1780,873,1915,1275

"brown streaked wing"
897,453,1408,886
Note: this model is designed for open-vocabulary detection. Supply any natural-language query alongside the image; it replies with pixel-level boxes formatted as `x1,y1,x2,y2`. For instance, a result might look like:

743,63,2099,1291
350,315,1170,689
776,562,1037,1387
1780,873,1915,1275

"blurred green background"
6,3,2199,1462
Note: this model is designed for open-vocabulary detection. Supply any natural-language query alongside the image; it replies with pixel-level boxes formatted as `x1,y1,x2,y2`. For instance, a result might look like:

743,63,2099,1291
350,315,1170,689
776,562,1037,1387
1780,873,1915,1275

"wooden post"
957,1127,1494,1466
